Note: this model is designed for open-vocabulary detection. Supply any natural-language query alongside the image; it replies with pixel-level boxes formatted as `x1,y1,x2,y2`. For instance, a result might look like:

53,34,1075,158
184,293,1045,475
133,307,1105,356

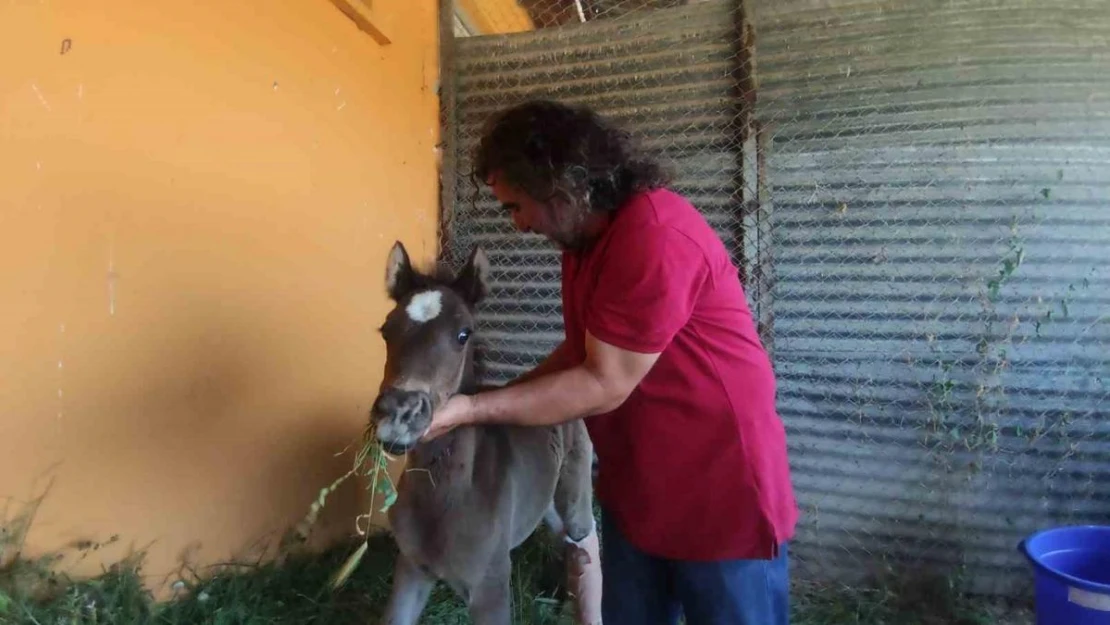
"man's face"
488,175,587,251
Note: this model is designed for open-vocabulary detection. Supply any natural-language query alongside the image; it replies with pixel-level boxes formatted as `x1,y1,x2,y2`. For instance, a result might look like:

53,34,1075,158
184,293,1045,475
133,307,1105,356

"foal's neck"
404,427,478,493
409,429,459,467
405,364,479,478
406,368,479,472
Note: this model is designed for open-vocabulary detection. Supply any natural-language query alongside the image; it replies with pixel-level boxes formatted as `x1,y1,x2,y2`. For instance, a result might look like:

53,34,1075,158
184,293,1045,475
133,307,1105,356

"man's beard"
545,201,593,251
549,231,587,251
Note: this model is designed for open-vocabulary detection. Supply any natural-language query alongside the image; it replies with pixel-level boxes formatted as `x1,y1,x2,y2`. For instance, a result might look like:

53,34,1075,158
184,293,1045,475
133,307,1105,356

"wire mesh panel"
438,0,1110,601
753,0,1110,597
441,0,759,386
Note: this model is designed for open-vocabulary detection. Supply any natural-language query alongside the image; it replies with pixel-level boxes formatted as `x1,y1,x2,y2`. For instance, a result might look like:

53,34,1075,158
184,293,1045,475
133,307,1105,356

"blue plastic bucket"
1021,525,1110,625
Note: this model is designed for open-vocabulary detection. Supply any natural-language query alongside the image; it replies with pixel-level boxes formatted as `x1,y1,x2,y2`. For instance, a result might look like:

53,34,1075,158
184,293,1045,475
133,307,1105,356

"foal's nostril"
375,389,433,423
398,391,433,423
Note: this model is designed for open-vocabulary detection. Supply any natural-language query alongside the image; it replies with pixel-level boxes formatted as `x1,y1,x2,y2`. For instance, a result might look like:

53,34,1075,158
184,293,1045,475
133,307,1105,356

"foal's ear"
385,241,416,301
453,246,490,305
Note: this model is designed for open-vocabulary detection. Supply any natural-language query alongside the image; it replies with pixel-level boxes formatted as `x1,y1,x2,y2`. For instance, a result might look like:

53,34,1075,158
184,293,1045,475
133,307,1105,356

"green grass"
1,527,572,625
793,579,1000,625
2,535,1034,625
2,491,1030,625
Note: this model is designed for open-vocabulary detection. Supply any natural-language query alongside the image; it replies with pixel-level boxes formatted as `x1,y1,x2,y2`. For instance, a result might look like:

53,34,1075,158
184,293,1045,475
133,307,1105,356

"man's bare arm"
464,332,659,428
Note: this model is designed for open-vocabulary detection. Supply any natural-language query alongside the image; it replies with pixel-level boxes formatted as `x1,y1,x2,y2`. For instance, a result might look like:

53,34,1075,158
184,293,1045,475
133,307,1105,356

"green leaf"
381,490,398,513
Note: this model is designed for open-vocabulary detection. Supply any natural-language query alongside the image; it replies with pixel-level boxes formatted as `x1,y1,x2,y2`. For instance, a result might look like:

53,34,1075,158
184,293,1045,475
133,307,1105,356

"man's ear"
385,241,416,301
453,246,490,306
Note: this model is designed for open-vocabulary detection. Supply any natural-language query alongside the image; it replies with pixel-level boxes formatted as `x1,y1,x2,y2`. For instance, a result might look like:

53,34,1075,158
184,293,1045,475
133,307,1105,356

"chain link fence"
436,0,1110,608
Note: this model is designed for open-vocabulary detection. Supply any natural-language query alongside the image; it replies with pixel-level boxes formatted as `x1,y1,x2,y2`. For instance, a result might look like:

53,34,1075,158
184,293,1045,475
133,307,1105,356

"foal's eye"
457,328,472,345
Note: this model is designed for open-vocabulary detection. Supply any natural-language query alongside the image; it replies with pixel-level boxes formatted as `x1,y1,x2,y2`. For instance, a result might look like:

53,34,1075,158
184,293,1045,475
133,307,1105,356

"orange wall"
0,0,439,589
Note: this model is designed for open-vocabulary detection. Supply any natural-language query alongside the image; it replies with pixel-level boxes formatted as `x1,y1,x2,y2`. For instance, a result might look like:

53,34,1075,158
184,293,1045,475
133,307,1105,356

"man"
424,100,798,625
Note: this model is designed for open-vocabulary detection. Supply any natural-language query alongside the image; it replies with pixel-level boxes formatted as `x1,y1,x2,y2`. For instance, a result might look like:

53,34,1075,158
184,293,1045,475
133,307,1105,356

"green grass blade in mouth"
295,421,401,590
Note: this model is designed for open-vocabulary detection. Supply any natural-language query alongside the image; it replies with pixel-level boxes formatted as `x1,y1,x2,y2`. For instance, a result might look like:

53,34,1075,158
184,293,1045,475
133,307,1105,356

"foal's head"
371,241,489,454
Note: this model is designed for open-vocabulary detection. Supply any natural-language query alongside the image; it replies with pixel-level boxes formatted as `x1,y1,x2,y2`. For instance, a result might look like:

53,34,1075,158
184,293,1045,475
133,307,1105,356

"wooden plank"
329,0,391,45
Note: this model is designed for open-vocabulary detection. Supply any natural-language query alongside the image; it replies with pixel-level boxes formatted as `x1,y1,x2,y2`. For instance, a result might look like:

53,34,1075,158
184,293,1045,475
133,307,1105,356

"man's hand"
423,394,475,442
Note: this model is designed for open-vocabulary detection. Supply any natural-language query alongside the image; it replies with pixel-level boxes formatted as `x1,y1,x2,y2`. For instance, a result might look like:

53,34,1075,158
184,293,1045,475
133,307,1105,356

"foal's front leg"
381,553,434,625
467,554,512,625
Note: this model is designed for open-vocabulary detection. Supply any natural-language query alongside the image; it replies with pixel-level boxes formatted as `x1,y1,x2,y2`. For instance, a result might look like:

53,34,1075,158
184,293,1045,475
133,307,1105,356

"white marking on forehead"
405,290,443,324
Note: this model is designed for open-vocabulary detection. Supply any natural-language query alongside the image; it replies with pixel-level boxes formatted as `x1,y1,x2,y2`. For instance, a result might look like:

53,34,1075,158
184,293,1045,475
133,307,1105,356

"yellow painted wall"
0,0,439,590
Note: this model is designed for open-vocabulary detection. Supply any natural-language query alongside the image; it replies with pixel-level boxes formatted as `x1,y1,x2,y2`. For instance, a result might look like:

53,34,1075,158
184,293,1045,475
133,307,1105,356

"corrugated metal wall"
440,0,1110,599
444,0,753,385
754,0,1110,596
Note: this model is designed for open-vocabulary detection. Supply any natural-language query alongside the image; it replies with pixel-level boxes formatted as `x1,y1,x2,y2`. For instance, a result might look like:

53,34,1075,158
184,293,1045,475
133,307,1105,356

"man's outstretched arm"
424,332,659,439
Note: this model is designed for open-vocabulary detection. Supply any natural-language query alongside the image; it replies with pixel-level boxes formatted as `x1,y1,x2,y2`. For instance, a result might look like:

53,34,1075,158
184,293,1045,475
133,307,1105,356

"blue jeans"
600,508,790,625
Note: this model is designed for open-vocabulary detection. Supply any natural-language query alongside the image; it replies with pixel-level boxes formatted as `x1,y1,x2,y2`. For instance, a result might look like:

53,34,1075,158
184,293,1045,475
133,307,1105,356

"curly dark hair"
470,99,671,214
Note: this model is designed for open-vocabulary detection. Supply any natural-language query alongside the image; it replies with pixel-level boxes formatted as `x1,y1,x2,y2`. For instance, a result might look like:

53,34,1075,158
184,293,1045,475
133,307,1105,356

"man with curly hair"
423,99,798,625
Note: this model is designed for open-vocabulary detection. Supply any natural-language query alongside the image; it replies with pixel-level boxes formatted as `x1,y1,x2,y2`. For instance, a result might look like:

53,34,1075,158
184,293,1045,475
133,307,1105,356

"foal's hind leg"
553,422,602,625
381,553,434,625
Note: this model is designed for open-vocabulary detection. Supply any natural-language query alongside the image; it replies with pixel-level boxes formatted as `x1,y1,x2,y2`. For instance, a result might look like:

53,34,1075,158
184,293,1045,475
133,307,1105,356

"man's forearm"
469,364,620,428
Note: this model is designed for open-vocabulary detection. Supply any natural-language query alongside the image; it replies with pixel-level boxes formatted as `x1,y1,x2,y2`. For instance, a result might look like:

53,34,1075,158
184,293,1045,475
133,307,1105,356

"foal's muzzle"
371,388,433,455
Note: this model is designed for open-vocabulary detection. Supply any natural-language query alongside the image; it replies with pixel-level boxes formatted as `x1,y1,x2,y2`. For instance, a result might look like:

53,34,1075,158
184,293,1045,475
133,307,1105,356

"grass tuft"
2,519,573,624
3,457,1031,624
3,522,1035,625
288,420,401,591
793,574,1033,625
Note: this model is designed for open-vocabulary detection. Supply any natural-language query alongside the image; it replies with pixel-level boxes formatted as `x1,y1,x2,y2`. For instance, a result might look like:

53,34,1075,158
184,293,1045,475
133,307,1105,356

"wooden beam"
329,0,391,45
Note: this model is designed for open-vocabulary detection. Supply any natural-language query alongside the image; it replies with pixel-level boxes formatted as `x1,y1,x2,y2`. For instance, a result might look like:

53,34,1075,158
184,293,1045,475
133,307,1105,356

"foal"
370,241,601,624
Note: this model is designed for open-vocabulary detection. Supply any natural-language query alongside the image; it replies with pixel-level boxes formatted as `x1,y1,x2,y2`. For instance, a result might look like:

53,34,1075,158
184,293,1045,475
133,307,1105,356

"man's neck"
564,212,612,254
582,211,611,241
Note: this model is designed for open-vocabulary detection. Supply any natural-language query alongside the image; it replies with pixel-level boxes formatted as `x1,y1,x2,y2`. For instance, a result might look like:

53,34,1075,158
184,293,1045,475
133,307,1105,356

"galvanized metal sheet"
754,0,1110,596
446,0,747,385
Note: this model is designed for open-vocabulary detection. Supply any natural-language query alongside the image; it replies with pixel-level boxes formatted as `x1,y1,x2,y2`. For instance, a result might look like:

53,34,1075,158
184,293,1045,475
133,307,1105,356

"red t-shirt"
561,187,798,561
